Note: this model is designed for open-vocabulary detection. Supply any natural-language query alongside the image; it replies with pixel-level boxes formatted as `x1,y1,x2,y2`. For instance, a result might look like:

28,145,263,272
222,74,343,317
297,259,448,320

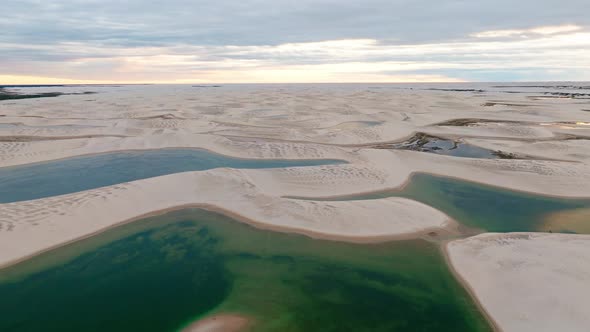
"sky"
1,0,589,84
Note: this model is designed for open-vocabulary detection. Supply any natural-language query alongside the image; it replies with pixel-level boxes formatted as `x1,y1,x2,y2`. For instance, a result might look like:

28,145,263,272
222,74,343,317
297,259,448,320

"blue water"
0,149,344,203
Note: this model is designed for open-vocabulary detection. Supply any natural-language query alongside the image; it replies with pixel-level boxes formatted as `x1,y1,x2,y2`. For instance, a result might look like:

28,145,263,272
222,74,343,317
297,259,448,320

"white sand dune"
2,84,590,330
0,168,454,268
447,233,590,332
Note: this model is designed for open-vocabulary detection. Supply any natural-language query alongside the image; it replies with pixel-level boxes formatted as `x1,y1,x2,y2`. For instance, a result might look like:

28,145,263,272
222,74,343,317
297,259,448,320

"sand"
1,85,589,198
181,314,251,332
0,168,454,267
1,83,590,331
446,233,590,332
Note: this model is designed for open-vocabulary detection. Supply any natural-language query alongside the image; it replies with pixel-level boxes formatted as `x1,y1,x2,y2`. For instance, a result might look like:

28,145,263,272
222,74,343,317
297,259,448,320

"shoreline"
441,240,502,332
0,201,460,271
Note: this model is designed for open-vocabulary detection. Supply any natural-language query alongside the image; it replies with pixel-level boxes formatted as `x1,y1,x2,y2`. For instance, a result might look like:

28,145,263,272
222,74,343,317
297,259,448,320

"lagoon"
0,208,490,332
0,149,343,203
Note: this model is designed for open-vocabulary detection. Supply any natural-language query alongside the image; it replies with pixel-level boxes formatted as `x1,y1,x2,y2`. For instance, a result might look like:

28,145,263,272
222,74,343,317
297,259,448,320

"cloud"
3,0,589,46
0,0,589,82
471,24,583,38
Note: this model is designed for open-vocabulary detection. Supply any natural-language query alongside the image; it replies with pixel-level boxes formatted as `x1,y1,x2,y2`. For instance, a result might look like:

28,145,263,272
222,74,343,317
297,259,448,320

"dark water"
0,149,344,203
417,139,503,159
300,173,590,233
379,134,509,159
0,209,491,332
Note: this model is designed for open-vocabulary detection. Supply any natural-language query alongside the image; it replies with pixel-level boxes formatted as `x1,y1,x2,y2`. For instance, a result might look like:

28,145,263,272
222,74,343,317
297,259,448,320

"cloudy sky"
1,0,589,83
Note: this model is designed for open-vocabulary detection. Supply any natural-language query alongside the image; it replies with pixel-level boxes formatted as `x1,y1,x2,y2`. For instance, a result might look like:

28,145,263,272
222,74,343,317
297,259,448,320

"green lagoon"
0,209,491,332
